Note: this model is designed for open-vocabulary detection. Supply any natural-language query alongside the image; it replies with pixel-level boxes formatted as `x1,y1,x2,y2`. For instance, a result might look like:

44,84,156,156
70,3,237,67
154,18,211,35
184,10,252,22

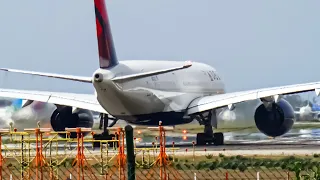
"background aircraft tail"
94,0,118,69
11,98,23,110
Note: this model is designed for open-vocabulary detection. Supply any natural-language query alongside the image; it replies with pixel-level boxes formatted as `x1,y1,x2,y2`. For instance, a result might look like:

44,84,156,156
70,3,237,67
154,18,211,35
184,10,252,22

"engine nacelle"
254,99,295,137
50,106,94,138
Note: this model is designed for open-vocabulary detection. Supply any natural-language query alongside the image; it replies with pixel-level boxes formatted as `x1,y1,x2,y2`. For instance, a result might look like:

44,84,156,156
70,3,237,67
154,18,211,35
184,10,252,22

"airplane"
0,98,25,127
0,98,106,131
0,0,320,145
10,101,116,130
294,102,320,121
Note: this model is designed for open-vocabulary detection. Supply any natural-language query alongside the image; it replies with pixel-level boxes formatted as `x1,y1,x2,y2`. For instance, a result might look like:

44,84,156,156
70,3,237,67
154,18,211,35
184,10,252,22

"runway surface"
133,128,320,155
135,128,320,145
2,128,320,156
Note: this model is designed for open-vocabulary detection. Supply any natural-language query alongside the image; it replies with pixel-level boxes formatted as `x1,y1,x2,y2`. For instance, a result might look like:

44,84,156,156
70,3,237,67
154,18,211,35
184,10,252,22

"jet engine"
254,99,295,137
50,106,94,138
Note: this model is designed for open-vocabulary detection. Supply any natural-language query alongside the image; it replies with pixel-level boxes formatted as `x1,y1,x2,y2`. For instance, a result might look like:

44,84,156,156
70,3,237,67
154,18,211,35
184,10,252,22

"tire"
213,132,224,145
196,133,206,145
93,133,117,147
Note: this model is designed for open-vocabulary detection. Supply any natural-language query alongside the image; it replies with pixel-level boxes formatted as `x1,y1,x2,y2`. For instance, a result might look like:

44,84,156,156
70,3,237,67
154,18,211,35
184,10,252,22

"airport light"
182,129,187,134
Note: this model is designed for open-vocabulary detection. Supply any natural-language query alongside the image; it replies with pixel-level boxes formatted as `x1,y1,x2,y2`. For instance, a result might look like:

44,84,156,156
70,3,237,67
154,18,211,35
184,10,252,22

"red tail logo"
94,0,118,68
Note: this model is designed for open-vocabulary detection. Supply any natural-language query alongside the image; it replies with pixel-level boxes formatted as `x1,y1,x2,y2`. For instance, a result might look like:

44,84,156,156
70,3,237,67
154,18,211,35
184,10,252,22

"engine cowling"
254,99,295,137
50,106,94,138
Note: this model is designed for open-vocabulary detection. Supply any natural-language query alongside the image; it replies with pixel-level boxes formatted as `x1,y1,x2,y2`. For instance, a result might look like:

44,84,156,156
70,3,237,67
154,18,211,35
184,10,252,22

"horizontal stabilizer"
0,68,92,83
112,61,192,81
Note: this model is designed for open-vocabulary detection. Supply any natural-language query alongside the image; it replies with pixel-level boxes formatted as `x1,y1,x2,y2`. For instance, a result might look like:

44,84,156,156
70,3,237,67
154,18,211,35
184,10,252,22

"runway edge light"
182,129,187,134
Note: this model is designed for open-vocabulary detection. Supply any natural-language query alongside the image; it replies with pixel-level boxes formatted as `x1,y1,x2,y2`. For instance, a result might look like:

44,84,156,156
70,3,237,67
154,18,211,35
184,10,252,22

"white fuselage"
92,60,225,125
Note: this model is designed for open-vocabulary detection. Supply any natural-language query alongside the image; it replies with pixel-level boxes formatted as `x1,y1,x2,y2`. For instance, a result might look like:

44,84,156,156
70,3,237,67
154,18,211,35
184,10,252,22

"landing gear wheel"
93,132,116,148
195,109,224,146
196,132,224,145
93,113,118,148
213,132,224,145
196,133,206,145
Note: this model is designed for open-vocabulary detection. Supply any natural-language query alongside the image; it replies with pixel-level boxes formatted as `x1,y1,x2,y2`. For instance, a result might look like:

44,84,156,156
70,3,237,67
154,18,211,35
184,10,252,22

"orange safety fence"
0,123,317,179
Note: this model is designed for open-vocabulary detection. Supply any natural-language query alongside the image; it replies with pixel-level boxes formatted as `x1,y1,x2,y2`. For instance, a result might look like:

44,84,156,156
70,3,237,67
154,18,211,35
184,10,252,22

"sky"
0,0,319,96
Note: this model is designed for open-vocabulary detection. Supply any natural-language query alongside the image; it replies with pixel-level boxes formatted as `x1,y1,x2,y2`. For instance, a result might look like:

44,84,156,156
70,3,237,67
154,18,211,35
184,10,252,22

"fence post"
0,131,3,180
194,172,197,180
125,125,135,180
257,172,259,180
226,172,228,180
192,141,195,162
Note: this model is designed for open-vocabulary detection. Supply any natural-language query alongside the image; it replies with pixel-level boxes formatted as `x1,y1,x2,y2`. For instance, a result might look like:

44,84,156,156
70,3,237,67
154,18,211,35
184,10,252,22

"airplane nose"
93,73,103,83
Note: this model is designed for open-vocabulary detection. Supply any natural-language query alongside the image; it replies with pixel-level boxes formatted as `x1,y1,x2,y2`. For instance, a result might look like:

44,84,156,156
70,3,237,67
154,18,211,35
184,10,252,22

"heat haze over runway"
134,128,320,146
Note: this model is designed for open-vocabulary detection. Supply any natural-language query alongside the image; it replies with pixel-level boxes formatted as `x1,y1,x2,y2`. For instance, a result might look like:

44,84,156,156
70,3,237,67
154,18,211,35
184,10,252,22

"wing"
187,81,320,115
0,88,108,114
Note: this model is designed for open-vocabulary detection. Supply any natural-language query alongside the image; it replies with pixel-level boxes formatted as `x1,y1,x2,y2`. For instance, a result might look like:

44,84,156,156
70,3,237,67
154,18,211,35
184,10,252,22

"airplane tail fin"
11,99,23,110
94,0,118,69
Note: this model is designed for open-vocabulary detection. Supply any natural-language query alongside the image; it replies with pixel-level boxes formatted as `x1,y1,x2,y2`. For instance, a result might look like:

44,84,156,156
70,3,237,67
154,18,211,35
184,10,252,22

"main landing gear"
93,113,117,147
194,109,224,146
